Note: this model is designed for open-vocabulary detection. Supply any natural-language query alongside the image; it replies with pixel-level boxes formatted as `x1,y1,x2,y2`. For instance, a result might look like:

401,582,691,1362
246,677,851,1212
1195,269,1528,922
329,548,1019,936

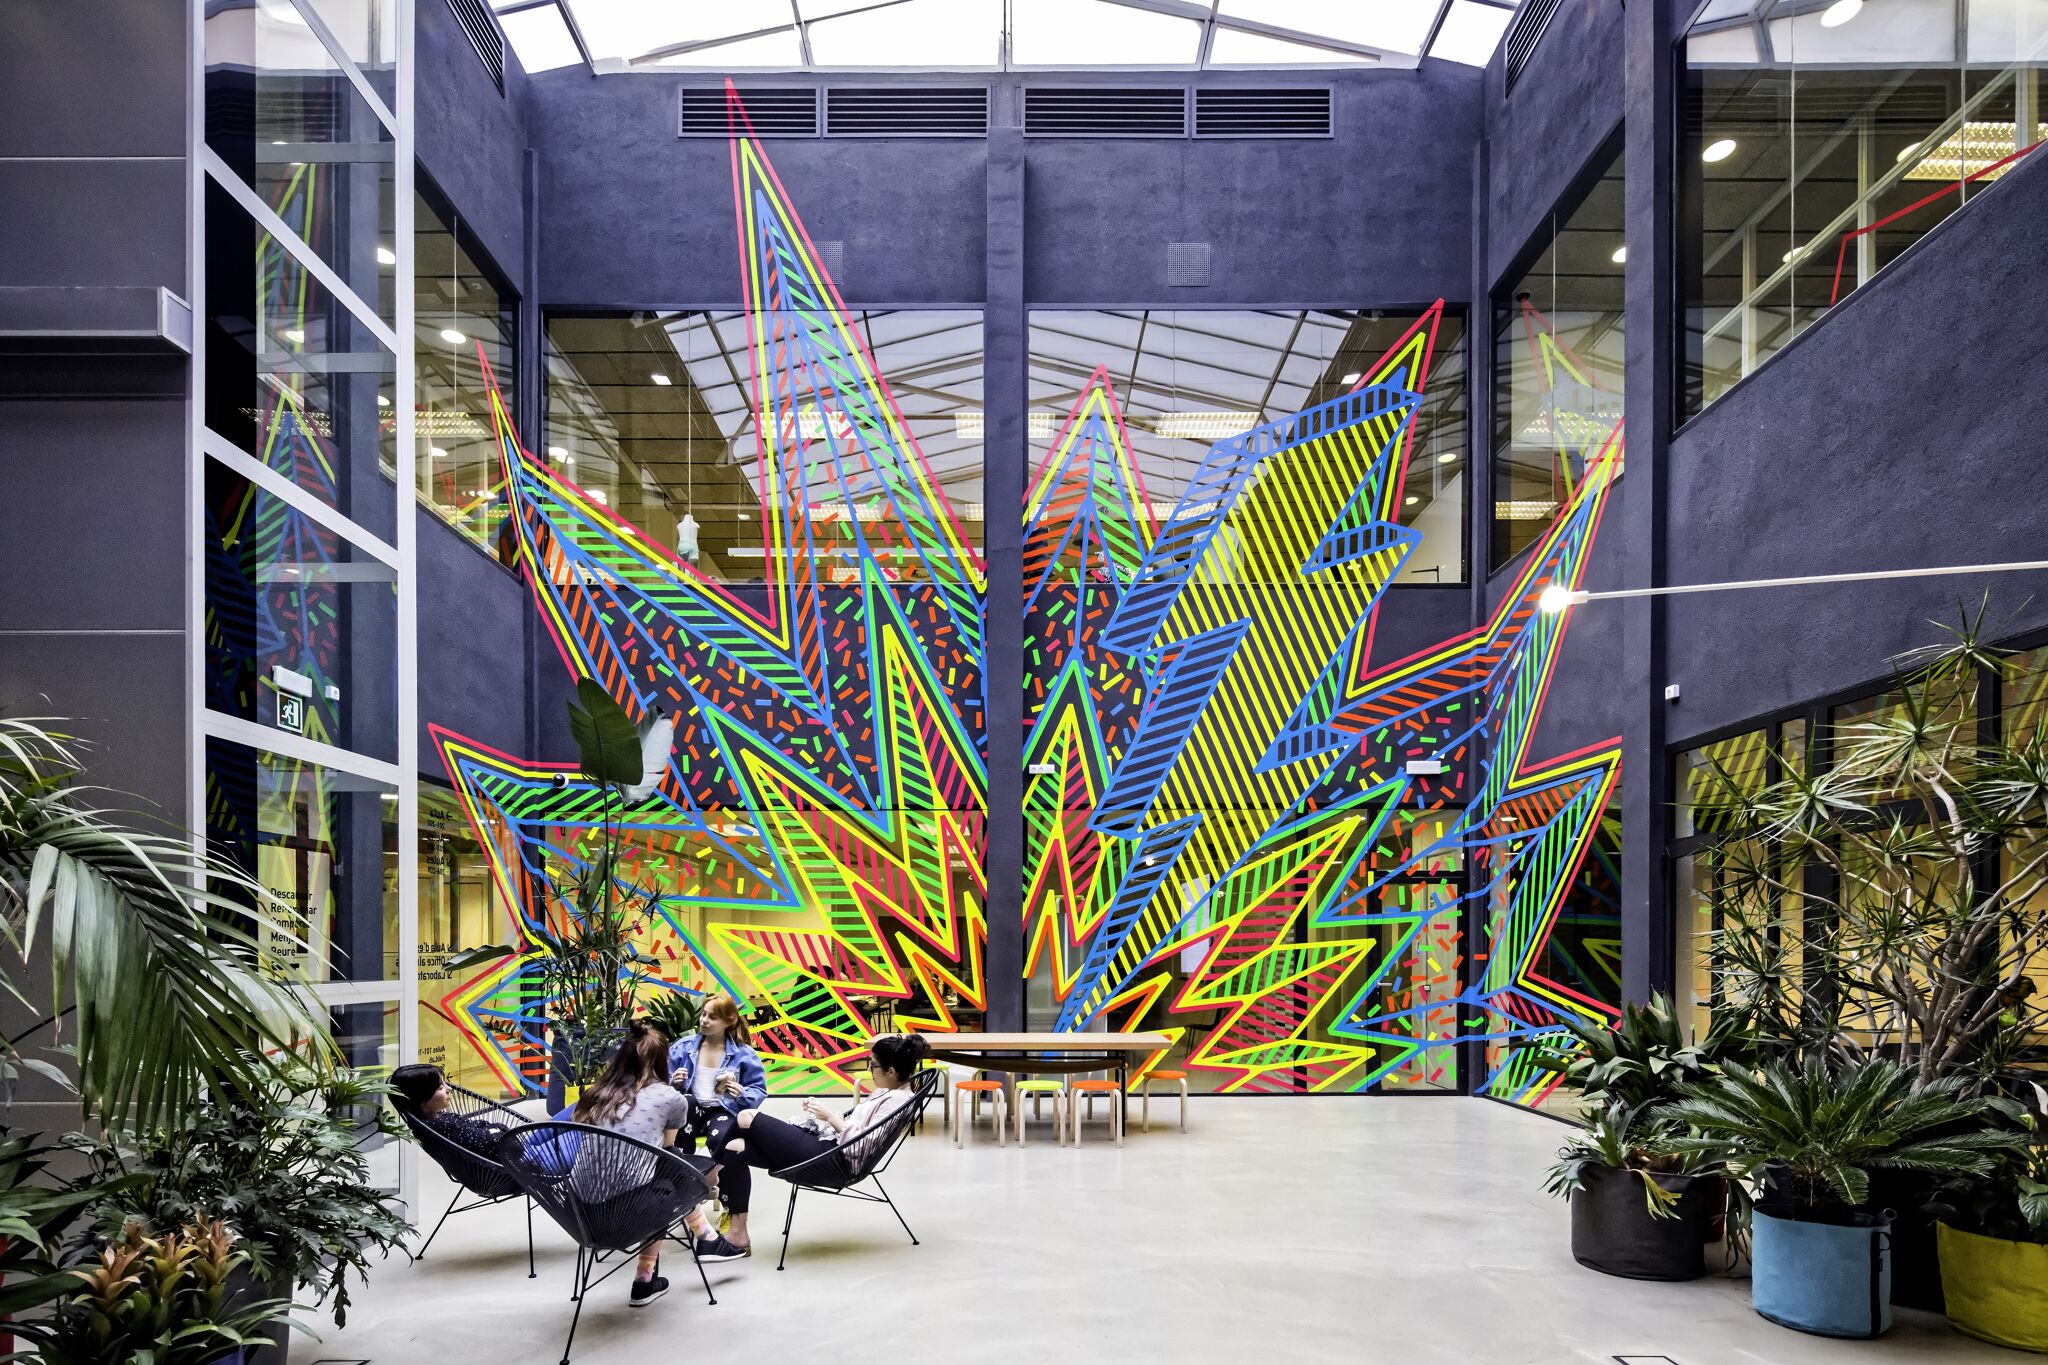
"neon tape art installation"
428,88,1624,1104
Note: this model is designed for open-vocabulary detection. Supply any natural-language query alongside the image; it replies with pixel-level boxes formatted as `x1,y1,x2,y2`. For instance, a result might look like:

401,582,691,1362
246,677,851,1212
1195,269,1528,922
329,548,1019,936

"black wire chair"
768,1069,941,1271
495,1122,718,1365
396,1083,537,1277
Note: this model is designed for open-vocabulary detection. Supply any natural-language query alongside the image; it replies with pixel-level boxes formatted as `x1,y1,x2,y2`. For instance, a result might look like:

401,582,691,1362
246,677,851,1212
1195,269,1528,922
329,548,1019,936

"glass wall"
416,183,518,557
416,785,525,1097
1026,309,1469,585
1681,0,2047,417
544,311,985,583
1492,147,1625,569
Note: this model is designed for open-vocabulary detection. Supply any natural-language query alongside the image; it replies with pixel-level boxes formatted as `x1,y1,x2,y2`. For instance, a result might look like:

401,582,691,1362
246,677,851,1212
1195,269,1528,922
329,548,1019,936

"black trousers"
683,1112,755,1215
735,1111,838,1175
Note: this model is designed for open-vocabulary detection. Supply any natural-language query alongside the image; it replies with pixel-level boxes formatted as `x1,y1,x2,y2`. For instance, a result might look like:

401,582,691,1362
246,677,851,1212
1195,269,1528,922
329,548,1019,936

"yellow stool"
952,1079,1007,1147
1066,1079,1122,1147
1012,1079,1066,1146
1140,1070,1189,1132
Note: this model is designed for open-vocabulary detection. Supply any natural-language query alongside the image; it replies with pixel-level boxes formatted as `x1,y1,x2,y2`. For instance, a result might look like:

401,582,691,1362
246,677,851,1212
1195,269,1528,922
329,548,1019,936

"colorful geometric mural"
428,87,1624,1101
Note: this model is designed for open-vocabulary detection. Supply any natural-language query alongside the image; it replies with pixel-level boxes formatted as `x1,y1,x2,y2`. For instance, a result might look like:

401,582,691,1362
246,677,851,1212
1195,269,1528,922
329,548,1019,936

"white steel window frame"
187,0,420,1216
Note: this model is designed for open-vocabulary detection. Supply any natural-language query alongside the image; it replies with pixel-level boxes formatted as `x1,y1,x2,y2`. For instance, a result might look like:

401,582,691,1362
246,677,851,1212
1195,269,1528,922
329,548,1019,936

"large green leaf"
567,678,642,788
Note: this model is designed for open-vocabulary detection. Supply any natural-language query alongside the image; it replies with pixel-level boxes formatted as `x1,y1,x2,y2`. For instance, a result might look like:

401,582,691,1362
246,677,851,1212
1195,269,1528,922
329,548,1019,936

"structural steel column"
1620,0,1678,1004
980,91,1026,1031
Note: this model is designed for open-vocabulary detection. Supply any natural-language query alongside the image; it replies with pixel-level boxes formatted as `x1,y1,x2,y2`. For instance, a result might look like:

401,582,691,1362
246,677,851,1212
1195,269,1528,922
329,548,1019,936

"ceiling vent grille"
825,87,989,136
1193,88,1332,138
1023,87,1188,137
1503,0,1565,97
444,0,504,96
681,87,819,137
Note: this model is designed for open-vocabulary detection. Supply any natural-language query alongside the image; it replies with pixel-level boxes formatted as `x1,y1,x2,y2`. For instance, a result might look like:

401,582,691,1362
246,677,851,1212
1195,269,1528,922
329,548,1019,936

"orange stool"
1140,1070,1189,1132
1066,1079,1122,1147
951,1079,1007,1147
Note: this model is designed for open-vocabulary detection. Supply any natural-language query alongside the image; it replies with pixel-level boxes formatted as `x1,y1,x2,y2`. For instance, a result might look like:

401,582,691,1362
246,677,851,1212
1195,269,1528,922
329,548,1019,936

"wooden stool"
1066,1079,1122,1147
1013,1078,1066,1146
1140,1070,1189,1132
952,1079,1007,1147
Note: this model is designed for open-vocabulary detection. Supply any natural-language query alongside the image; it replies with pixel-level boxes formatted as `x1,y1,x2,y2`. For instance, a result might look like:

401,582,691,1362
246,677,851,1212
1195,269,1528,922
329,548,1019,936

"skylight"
489,0,1522,75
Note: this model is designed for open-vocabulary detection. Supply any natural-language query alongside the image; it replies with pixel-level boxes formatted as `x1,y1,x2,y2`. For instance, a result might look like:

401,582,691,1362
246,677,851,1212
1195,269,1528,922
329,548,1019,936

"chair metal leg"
416,1184,464,1261
526,1198,537,1278
689,1236,718,1305
569,1245,586,1301
873,1175,918,1247
777,1184,799,1271
560,1252,593,1365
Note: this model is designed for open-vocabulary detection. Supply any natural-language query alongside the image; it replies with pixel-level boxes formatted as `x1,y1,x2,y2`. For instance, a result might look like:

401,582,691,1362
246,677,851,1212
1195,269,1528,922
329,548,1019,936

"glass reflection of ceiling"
489,0,1519,75
1685,0,2048,67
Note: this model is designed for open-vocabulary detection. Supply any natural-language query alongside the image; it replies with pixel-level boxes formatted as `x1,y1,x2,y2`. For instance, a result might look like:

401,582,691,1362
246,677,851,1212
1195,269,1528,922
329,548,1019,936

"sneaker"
694,1234,749,1262
629,1274,669,1307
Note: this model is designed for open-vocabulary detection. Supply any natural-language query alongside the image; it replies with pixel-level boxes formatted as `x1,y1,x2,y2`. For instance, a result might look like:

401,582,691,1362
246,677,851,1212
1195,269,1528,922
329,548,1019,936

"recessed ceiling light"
650,372,673,386
1437,452,1458,464
439,328,466,345
428,447,447,458
270,139,288,147
376,245,397,266
1404,495,1420,507
1702,137,1738,163
547,446,568,460
280,327,304,344
1341,371,1362,384
1895,141,1922,164
1610,245,1628,264
1820,0,1862,26
376,395,391,408
590,490,608,504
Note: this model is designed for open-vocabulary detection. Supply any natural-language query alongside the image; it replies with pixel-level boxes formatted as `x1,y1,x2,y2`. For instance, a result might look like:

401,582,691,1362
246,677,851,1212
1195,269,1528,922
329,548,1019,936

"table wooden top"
927,1032,1173,1053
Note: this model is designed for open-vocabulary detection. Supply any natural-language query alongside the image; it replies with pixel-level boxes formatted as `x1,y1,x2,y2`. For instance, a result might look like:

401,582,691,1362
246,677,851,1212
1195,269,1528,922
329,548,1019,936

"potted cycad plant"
1665,1057,2017,1339
1544,1102,1718,1280
1937,1131,2048,1351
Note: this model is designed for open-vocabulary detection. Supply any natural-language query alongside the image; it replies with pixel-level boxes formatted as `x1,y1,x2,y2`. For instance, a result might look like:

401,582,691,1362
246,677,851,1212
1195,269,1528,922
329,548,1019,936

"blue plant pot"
1752,1207,1894,1338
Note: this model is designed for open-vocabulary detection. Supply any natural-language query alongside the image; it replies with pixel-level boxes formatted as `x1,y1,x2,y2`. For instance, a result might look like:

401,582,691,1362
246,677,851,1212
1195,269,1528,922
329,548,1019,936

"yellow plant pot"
1938,1223,2048,1353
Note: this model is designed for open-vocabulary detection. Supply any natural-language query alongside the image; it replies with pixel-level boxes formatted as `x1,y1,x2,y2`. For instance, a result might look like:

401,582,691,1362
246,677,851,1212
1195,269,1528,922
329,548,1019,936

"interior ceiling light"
439,327,466,344
376,394,391,408
1610,245,1628,264
376,245,396,266
1149,411,1263,441
1819,0,1862,26
650,372,673,386
1495,498,1562,521
1901,123,2047,182
1341,371,1362,384
1702,137,1738,163
1404,495,1420,506
428,447,448,458
956,411,1060,438
1437,452,1458,464
548,446,569,460
280,327,304,344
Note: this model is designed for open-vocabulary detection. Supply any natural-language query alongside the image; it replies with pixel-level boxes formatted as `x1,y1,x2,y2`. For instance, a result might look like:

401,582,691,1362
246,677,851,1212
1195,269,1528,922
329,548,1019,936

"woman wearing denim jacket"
666,994,767,1255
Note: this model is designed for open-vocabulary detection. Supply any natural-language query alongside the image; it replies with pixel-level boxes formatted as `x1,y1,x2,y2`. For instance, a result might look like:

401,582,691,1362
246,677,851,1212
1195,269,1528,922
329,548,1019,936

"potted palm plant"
1937,1132,2048,1351
1665,1057,2018,1338
1544,1102,1719,1280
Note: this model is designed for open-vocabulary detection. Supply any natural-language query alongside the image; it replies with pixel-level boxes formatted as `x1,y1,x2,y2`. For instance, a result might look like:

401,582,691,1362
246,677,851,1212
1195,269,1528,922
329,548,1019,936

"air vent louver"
1193,88,1332,138
825,87,988,136
445,0,504,96
1024,88,1188,137
1503,0,1565,97
681,87,818,137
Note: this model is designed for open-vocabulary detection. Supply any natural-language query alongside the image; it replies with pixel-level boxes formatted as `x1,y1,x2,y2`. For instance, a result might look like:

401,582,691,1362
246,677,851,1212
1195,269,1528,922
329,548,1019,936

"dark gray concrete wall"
1480,0,1625,287
417,0,532,282
1661,147,2048,745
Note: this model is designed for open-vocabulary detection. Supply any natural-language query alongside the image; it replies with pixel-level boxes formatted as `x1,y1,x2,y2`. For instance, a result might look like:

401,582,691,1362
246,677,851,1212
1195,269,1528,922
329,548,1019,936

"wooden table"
925,1032,1174,1099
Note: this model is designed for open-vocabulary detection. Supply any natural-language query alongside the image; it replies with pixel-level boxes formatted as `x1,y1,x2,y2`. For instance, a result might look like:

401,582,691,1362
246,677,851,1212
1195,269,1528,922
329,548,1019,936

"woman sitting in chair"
572,1021,747,1306
391,1063,515,1154
730,1032,930,1180
665,994,767,1255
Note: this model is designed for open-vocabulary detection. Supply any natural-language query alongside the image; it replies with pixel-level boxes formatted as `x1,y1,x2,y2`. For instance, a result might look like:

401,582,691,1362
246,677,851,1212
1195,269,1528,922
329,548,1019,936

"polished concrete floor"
300,1097,2015,1365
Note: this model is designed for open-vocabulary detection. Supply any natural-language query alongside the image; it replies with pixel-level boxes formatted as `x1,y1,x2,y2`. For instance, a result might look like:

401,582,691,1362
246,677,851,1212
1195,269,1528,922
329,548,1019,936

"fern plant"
1662,1057,2022,1216
1528,991,1749,1111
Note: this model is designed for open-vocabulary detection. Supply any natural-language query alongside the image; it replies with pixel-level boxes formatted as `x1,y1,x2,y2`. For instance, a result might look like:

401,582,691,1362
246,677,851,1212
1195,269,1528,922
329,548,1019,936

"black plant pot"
1570,1163,1713,1281
1865,1168,1944,1312
222,1265,292,1365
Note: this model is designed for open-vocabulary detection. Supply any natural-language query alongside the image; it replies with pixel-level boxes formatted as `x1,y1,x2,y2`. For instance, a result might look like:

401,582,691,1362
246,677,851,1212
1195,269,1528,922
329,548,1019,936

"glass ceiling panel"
501,4,582,72
545,0,1519,69
807,0,1005,66
1429,0,1516,65
1217,0,1442,53
1013,0,1203,66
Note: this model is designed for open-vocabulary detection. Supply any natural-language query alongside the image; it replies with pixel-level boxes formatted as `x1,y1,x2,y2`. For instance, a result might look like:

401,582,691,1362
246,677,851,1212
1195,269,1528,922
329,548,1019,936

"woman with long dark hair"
571,1021,746,1306
666,994,767,1254
729,1032,930,1182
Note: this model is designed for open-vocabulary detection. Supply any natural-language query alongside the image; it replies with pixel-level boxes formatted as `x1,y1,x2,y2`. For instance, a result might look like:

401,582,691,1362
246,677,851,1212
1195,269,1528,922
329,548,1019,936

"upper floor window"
1679,0,2047,419
1491,148,1625,571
